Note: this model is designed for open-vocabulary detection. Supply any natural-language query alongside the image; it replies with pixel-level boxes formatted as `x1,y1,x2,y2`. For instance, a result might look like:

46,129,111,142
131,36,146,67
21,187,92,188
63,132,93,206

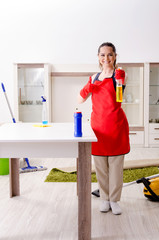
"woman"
78,42,130,215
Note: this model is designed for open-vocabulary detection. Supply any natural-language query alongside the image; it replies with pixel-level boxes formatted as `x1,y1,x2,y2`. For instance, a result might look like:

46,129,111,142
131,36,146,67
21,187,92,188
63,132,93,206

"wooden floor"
0,158,159,240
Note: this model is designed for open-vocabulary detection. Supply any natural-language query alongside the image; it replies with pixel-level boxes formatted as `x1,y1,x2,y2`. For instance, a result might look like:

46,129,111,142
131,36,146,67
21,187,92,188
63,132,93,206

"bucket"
0,158,9,175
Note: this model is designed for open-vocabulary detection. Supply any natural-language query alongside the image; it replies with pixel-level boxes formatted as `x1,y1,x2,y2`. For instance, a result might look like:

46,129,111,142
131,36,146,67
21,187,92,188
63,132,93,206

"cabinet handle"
129,133,137,135
154,128,159,130
154,138,159,140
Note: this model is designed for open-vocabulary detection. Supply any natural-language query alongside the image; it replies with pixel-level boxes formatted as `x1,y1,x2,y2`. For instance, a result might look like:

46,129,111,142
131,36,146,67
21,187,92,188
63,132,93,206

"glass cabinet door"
149,63,159,123
119,63,144,126
15,63,51,122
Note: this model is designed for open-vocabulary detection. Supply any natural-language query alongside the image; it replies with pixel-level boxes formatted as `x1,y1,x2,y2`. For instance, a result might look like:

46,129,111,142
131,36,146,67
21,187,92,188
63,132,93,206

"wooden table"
0,122,97,240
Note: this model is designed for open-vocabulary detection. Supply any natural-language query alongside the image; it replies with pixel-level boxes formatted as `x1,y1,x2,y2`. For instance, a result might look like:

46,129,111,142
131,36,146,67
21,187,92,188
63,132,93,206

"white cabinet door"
129,131,144,146
14,63,51,123
149,123,159,146
149,63,159,124
119,63,144,127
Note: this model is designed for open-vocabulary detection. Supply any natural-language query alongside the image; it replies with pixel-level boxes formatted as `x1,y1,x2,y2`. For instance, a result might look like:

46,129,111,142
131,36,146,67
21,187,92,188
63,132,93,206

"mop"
1,82,47,173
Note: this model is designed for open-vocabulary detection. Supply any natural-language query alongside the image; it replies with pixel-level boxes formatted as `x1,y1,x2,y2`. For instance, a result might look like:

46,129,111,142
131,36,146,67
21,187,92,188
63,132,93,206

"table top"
0,122,97,143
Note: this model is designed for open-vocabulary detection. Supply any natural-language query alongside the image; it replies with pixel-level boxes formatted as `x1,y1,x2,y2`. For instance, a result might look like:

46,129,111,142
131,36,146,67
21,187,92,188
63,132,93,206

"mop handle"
1,83,16,123
123,173,159,187
144,173,159,180
1,83,31,166
123,181,136,187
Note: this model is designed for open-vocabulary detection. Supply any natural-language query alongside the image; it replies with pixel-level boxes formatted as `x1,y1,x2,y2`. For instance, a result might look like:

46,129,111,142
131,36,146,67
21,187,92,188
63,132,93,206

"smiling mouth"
103,61,110,64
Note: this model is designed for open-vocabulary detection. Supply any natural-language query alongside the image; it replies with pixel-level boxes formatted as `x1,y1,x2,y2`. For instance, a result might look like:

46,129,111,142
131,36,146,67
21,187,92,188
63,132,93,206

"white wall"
0,0,159,122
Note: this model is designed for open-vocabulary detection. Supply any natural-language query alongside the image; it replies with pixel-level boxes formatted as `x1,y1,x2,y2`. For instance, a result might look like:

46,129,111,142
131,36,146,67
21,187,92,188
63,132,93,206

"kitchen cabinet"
148,63,159,146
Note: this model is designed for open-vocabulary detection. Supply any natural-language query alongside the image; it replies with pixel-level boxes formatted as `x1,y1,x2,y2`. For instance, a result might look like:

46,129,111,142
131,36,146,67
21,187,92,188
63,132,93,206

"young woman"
78,42,130,215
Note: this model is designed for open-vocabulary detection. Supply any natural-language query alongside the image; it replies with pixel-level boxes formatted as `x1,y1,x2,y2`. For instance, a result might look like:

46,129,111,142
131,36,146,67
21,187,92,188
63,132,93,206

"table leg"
78,142,91,240
76,158,78,196
9,158,20,197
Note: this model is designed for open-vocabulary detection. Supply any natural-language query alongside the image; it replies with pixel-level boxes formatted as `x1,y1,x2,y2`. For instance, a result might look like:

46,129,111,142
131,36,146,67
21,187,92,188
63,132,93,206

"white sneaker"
110,202,122,215
99,200,110,212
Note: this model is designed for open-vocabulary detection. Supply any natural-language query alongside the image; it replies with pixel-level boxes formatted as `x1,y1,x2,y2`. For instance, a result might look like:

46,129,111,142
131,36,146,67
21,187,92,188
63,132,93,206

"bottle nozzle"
41,96,46,102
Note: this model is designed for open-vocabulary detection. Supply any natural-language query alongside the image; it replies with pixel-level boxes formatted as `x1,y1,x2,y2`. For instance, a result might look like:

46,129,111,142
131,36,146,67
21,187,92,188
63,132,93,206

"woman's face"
98,46,116,69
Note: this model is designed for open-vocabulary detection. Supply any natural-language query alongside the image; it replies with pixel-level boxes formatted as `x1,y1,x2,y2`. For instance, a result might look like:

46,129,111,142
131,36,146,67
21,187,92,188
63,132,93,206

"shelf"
126,83,140,87
149,122,159,124
129,126,144,131
19,85,44,88
19,104,42,106
122,102,140,105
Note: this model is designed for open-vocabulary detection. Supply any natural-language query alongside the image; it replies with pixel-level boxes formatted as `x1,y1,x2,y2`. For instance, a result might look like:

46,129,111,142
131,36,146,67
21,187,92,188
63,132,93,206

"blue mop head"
19,165,47,173
19,158,47,173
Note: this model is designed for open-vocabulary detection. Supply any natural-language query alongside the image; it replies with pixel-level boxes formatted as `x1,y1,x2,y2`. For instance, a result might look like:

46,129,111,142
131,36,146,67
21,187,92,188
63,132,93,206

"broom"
1,82,47,173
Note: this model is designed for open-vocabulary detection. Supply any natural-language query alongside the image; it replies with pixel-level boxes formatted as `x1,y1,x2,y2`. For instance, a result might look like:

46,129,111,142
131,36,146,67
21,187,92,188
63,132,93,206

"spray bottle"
41,96,48,125
116,79,123,102
74,109,82,137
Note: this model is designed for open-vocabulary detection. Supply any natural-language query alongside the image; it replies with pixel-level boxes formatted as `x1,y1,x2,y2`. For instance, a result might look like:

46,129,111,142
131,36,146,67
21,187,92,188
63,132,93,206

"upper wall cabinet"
119,63,144,127
14,63,51,123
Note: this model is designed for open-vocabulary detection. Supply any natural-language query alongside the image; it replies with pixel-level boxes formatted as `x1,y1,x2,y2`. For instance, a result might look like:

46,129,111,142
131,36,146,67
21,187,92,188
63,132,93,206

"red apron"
80,76,130,156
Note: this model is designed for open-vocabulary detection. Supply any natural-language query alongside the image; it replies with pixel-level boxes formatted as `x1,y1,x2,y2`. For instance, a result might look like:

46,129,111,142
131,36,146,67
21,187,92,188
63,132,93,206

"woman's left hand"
115,68,126,85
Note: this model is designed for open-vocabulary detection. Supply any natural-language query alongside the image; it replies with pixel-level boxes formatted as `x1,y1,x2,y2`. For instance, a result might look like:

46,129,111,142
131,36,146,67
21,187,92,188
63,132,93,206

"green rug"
45,167,159,183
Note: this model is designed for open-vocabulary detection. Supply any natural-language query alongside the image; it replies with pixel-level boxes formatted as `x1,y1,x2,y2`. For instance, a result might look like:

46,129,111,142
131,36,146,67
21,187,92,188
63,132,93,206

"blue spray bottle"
74,110,82,137
41,96,48,125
